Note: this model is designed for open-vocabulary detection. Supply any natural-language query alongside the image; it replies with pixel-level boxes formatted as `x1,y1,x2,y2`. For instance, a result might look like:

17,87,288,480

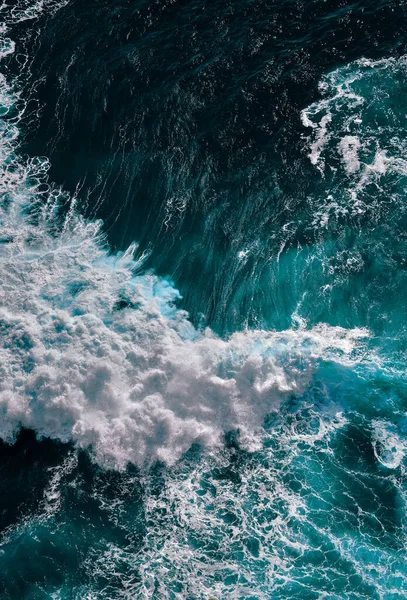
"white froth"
339,135,361,174
302,54,407,234
0,222,367,467
372,420,405,470
301,69,364,172
308,113,332,170
0,12,369,468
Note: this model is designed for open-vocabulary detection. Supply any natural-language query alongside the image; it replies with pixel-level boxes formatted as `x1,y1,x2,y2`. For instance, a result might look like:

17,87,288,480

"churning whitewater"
1,0,407,598
0,12,369,468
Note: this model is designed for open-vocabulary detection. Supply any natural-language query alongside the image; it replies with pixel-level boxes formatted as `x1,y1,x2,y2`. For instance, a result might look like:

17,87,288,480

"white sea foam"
372,420,405,470
0,208,367,467
339,135,361,174
301,56,407,177
0,19,370,468
302,55,407,231
301,71,364,172
0,10,405,598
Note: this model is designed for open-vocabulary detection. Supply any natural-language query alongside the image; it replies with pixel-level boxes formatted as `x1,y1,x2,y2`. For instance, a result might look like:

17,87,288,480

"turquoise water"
0,0,407,597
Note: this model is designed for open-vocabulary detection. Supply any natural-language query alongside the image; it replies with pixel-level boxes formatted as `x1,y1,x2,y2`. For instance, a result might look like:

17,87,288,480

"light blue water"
0,0,407,598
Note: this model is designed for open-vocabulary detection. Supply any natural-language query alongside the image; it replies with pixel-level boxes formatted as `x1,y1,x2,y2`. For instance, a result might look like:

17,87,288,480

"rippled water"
0,0,407,598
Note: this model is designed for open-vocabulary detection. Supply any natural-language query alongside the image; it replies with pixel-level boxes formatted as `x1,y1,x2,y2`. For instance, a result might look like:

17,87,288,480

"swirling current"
0,0,407,598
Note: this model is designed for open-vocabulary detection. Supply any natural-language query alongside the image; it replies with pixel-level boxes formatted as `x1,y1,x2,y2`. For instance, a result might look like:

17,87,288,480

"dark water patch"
0,430,145,599
5,0,407,333
0,429,70,533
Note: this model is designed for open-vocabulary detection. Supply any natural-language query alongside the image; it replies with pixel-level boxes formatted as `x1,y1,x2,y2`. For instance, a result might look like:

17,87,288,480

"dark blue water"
0,0,407,597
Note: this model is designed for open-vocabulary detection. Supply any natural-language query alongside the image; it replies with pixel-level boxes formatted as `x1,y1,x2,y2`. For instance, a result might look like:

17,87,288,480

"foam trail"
302,55,407,184
0,11,369,469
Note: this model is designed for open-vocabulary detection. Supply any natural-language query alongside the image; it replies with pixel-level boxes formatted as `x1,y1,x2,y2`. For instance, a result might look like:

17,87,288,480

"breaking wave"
2,2,407,598
0,19,370,467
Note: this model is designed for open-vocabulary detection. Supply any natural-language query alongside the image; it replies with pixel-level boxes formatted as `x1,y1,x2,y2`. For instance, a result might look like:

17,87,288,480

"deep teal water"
0,0,407,598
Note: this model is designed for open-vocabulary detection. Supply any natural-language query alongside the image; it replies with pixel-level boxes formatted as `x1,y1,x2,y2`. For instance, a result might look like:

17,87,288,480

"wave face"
1,0,407,598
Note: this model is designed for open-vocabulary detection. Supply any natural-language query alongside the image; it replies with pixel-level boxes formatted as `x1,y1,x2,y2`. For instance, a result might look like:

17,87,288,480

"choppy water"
0,0,407,598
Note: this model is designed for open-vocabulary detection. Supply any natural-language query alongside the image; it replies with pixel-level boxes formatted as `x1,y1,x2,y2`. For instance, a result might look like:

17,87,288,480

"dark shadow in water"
0,429,145,599
4,0,407,333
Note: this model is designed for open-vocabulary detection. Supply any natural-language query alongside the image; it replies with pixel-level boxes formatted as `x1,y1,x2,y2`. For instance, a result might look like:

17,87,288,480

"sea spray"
0,4,373,469
0,1,407,598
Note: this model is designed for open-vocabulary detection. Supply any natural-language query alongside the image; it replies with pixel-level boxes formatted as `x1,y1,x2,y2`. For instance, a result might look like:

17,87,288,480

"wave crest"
0,14,370,467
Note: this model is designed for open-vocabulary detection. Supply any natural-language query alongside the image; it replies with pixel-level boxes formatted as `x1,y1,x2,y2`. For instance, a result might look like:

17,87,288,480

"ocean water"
0,0,407,598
